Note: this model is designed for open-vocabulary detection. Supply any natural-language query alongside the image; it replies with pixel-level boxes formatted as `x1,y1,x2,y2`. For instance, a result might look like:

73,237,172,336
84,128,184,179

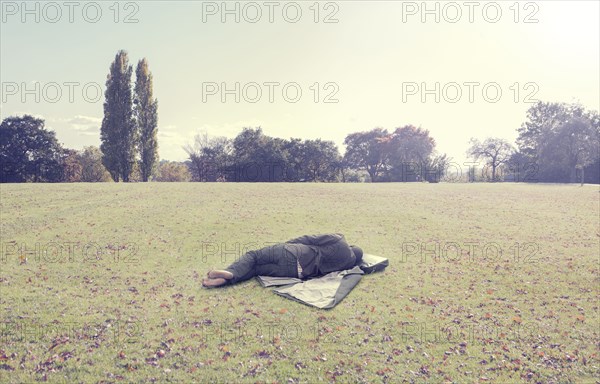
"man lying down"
202,233,363,288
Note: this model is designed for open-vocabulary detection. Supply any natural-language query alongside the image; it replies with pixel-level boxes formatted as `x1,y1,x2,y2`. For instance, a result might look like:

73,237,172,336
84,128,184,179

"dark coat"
284,233,357,277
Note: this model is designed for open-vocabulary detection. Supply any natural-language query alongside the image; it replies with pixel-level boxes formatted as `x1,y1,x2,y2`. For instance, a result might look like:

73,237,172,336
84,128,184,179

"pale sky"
1,1,598,164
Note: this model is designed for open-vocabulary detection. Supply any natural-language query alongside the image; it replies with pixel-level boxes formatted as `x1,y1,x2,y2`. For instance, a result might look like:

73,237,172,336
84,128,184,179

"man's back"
285,233,356,277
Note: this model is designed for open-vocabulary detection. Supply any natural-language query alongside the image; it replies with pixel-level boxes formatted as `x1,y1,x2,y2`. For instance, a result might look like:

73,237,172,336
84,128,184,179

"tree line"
464,102,599,184
3,100,597,183
182,125,450,183
1,50,598,183
182,101,598,184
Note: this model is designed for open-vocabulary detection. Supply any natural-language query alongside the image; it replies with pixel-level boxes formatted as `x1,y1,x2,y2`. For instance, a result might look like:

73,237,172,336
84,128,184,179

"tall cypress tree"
134,58,159,182
100,50,137,182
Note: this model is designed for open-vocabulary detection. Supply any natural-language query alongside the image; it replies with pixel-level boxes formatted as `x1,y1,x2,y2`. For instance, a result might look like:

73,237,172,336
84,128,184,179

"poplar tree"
134,58,159,181
100,50,137,182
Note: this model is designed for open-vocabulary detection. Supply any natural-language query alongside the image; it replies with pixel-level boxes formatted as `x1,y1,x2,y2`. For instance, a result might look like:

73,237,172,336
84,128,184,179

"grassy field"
0,182,598,383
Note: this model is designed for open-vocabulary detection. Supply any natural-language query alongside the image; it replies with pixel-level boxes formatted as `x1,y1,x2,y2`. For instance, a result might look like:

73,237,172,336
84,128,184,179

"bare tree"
183,132,232,181
467,137,514,182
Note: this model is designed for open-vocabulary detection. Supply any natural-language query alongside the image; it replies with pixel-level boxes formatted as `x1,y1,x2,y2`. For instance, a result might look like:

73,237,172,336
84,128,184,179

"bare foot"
202,277,227,288
208,270,233,280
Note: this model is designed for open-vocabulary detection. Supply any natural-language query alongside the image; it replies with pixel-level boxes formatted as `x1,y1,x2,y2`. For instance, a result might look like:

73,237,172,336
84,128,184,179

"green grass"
0,183,598,383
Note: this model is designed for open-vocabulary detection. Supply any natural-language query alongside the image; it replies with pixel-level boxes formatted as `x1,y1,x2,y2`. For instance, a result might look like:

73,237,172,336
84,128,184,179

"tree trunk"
569,167,577,183
367,167,376,182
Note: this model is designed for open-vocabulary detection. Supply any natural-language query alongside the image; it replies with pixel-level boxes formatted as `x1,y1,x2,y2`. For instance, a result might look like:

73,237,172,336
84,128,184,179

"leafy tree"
231,127,288,182
335,157,352,182
184,132,233,181
302,139,341,182
516,101,571,159
281,138,306,181
0,115,65,182
155,160,190,182
554,117,599,184
61,148,83,182
340,167,369,182
506,151,535,182
343,126,443,182
583,158,600,184
343,128,389,182
80,146,112,182
280,138,341,182
384,125,436,181
184,129,343,182
134,58,159,182
515,101,599,183
422,153,451,183
100,50,137,182
467,137,514,181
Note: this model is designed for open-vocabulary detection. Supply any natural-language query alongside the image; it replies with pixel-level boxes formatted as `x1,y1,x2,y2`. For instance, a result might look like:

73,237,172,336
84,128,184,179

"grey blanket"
256,254,389,309
257,267,371,309
257,266,364,309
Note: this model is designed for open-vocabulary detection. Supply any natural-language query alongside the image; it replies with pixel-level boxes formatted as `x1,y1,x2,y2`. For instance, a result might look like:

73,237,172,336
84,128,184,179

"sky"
1,1,598,164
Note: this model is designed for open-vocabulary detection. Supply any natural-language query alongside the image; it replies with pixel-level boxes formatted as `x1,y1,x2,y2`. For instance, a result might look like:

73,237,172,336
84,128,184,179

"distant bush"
154,161,191,182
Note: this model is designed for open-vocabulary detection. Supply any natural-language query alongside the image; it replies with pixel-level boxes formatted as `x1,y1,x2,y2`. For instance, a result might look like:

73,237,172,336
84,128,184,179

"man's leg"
224,244,298,284
254,244,299,278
